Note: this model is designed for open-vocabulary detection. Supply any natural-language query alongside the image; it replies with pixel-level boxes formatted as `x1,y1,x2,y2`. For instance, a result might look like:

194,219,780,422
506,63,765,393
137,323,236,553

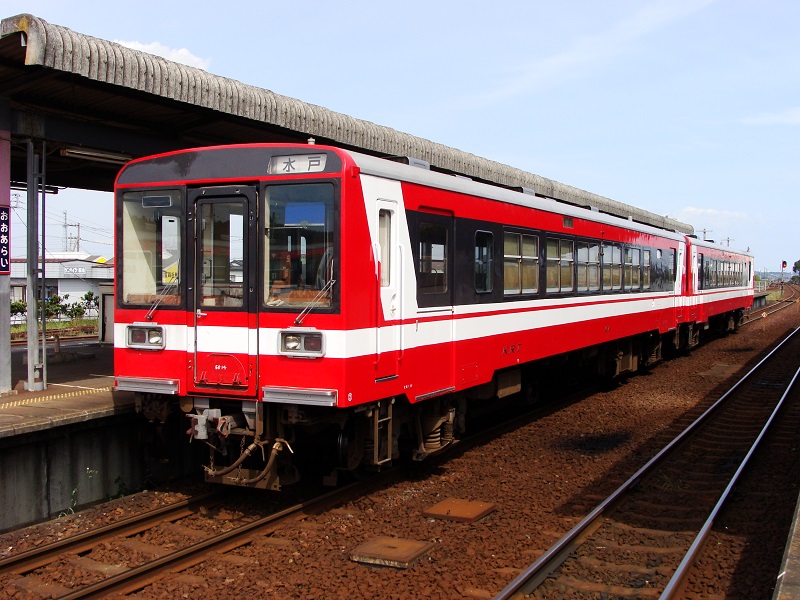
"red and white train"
113,143,754,488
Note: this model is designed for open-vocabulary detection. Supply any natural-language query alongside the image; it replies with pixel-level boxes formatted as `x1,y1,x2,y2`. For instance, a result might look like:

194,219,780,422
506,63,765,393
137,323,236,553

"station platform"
774,485,800,598
0,340,134,439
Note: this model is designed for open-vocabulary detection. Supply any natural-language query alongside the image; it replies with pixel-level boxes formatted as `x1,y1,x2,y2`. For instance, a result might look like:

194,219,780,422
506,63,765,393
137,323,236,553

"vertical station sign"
0,203,8,275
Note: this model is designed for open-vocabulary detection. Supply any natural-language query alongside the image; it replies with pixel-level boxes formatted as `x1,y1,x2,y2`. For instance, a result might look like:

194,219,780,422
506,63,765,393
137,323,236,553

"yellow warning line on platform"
0,386,114,409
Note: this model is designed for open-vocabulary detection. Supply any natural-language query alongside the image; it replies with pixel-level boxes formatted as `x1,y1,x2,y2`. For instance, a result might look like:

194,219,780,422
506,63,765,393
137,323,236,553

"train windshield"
264,183,336,308
120,189,183,306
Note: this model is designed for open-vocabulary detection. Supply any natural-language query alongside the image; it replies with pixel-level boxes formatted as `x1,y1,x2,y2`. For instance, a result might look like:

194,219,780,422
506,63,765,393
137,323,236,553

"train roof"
350,150,689,242
685,236,753,257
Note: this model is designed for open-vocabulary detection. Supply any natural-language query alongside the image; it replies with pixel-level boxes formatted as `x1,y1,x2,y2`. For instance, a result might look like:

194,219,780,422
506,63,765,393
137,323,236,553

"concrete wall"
0,414,143,531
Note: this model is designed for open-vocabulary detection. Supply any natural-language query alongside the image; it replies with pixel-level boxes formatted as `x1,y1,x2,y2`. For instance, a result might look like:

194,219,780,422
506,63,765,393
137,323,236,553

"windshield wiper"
294,277,335,325
146,270,180,321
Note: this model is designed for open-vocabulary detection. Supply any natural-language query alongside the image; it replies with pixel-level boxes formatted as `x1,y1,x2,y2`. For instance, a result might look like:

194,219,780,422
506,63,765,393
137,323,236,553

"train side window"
419,222,447,294
560,239,574,292
602,243,622,292
588,242,600,291
474,231,493,293
668,249,676,290
624,247,640,291
546,238,560,293
546,238,574,293
521,235,539,293
504,232,538,295
577,242,589,291
379,209,391,287
700,254,705,289
642,250,651,290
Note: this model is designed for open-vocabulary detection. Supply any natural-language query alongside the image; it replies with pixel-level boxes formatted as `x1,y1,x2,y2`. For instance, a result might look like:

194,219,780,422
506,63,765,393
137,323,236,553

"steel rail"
0,491,224,576
494,325,800,599
57,476,388,600
660,362,800,598
745,285,798,323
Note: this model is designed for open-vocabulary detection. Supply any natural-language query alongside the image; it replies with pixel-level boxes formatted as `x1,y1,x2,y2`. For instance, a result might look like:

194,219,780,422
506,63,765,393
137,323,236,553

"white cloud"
472,0,715,106
741,107,800,125
113,40,210,70
677,206,748,221
676,206,752,245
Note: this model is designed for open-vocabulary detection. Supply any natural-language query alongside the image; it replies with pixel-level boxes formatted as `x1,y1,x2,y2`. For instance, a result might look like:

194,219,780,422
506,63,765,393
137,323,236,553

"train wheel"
336,419,365,471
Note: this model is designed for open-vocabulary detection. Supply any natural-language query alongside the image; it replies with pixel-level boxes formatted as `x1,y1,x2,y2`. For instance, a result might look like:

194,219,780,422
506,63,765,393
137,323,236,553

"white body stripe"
116,287,750,359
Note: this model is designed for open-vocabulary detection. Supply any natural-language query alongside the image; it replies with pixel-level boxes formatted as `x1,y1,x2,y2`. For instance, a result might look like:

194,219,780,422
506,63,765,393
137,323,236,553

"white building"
10,252,114,316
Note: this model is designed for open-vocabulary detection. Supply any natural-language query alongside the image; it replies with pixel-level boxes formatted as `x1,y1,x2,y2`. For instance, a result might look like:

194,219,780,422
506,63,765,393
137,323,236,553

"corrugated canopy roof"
0,13,692,234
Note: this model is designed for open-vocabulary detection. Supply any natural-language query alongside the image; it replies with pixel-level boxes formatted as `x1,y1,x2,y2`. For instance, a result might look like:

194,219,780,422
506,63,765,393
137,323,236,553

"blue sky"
4,0,798,275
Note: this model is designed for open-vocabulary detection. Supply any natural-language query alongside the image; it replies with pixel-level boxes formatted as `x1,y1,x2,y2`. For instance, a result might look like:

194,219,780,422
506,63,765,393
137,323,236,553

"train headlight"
127,324,166,350
279,329,325,357
284,334,302,351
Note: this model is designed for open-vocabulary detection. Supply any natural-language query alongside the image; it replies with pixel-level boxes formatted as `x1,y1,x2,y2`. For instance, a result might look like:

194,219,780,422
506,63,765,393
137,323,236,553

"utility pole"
64,216,81,252
701,228,713,241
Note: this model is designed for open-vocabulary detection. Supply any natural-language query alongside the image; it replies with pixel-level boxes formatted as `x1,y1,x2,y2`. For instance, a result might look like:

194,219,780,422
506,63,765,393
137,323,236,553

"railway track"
0,478,386,599
745,284,799,323
495,324,800,599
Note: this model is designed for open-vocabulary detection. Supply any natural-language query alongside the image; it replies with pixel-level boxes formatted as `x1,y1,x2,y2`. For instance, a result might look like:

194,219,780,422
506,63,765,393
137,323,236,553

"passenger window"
577,242,600,292
504,232,539,295
560,240,574,292
668,250,676,290
603,243,622,291
379,209,391,287
475,231,493,293
624,247,641,291
546,238,560,293
642,250,651,290
419,222,447,294
521,235,539,293
546,238,574,293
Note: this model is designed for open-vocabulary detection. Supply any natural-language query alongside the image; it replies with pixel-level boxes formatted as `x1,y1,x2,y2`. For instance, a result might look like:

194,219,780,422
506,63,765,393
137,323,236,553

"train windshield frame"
263,181,338,310
119,189,184,307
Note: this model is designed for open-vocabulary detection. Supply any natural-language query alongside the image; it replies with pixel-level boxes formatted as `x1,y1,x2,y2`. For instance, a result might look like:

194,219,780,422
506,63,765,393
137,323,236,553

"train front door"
188,186,257,396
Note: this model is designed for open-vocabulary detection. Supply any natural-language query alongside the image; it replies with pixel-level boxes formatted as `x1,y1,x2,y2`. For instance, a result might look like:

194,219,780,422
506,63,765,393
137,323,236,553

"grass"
11,318,99,338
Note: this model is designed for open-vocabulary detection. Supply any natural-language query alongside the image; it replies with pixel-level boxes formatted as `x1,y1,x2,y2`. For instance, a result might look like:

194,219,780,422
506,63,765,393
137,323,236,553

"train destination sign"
0,206,9,275
269,153,327,175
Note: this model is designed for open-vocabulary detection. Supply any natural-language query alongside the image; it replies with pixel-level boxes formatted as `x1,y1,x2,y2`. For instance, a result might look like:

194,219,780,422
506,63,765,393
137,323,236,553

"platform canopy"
0,12,692,233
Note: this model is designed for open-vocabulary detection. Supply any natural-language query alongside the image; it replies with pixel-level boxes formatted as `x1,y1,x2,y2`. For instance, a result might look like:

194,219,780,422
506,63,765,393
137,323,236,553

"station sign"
0,205,8,275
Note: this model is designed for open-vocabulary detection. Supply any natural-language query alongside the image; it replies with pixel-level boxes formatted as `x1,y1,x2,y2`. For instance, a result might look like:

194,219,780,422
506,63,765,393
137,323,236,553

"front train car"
114,144,384,488
114,142,744,490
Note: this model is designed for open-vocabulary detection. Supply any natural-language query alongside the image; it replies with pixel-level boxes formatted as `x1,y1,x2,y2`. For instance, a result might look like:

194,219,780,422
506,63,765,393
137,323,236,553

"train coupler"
203,438,294,489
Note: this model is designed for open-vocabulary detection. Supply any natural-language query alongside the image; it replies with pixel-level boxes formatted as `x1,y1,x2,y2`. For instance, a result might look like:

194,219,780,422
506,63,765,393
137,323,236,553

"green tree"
39,294,70,320
81,291,99,317
793,260,800,276
66,302,86,320
10,299,26,318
